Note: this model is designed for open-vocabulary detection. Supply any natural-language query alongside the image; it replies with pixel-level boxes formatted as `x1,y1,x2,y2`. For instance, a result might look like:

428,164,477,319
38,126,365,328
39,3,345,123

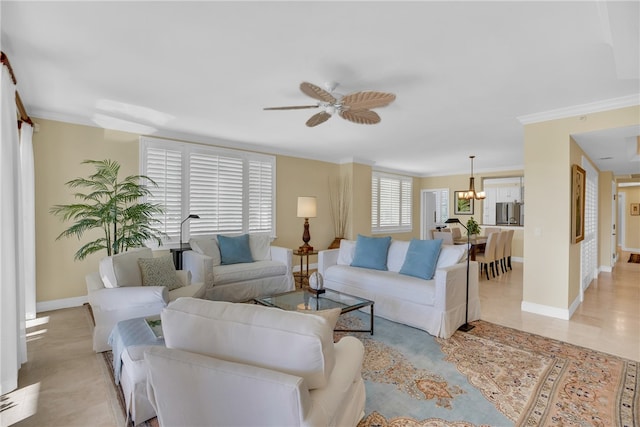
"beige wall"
34,119,140,301
523,105,640,313
619,186,640,249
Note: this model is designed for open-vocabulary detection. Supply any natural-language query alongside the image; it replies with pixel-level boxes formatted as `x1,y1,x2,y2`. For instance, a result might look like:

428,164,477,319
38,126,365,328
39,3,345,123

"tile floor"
1,253,638,426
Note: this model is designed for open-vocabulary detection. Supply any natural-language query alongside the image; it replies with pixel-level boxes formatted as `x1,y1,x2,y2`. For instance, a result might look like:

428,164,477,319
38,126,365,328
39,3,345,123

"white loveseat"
318,238,480,339
183,233,294,302
145,298,366,427
86,247,205,352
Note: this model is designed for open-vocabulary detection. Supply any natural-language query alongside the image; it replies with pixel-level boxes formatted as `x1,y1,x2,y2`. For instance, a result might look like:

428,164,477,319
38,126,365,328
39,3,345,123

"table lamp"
297,196,317,252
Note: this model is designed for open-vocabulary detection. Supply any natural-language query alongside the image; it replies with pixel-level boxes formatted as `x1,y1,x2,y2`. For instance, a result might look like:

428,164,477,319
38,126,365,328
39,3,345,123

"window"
140,137,275,243
372,171,412,233
432,189,449,224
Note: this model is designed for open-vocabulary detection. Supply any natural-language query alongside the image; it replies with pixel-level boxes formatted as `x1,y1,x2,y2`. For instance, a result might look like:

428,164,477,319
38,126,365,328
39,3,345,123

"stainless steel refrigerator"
496,202,522,226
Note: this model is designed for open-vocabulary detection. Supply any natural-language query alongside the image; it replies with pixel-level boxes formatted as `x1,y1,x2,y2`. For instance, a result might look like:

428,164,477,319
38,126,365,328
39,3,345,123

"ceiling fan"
264,82,396,127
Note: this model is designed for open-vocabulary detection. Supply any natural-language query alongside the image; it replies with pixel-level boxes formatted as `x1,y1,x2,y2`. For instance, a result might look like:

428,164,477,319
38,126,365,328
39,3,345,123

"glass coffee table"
254,288,374,334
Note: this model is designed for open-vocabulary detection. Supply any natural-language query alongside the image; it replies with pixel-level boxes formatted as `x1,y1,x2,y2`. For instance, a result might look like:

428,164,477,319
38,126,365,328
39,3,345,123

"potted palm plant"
50,159,166,260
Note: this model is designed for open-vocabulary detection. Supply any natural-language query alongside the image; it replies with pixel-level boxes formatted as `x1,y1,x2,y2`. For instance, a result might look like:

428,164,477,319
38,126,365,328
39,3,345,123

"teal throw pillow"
218,234,254,265
399,239,442,280
350,235,392,271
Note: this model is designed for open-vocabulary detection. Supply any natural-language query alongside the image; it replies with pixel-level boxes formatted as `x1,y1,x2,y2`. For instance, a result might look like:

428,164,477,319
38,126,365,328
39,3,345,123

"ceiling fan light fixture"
264,81,395,127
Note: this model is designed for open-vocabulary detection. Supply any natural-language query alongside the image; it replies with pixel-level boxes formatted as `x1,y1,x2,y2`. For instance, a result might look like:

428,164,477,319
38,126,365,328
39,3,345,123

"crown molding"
517,94,640,125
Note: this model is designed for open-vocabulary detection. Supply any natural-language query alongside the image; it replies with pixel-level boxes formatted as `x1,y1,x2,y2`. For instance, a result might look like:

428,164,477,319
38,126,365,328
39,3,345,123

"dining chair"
433,231,454,245
504,229,515,270
450,227,462,240
494,231,509,274
484,227,501,236
475,232,499,280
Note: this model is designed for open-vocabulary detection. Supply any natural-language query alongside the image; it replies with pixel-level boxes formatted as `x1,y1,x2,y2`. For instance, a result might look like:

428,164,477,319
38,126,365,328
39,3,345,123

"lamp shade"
297,197,317,218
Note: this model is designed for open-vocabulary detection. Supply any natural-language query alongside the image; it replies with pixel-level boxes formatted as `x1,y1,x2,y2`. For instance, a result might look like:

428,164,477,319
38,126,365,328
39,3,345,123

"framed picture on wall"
571,164,586,243
454,191,474,215
631,203,640,216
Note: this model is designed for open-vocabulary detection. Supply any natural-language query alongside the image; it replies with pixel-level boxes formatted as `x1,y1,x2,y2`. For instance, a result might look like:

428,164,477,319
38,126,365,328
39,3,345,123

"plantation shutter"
189,151,244,235
372,171,412,233
143,146,183,238
248,160,274,232
581,158,598,291
140,136,276,243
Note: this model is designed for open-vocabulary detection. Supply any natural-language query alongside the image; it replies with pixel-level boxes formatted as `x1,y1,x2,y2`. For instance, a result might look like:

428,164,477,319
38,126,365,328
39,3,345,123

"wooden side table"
293,250,318,288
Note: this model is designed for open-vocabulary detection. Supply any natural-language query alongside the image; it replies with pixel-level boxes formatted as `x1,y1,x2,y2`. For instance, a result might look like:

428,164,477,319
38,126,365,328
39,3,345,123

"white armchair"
86,247,205,352
145,298,366,427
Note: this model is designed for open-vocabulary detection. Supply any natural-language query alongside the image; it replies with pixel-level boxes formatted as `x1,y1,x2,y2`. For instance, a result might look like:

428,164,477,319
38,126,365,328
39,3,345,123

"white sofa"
86,247,205,352
183,233,294,302
318,239,480,339
145,298,366,427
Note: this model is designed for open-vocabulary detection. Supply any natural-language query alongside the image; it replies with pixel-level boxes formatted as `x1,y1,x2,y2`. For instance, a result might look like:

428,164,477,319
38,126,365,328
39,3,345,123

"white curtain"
0,65,27,394
20,123,36,320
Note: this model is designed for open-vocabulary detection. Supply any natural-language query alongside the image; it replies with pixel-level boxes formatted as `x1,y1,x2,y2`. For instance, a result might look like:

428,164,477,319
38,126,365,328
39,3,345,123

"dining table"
453,236,487,261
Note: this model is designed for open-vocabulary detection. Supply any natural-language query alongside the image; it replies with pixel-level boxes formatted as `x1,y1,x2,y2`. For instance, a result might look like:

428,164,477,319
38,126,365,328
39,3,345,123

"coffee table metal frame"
254,288,374,335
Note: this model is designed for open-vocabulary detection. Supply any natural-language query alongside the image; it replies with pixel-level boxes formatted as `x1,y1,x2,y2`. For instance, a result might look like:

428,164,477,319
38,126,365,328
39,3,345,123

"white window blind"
144,146,183,237
140,137,276,243
248,160,274,233
372,171,412,233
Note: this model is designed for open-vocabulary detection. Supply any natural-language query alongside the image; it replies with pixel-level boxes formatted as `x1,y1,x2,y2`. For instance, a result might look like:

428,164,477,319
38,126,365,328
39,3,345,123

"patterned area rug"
629,253,640,263
104,313,639,427
336,314,639,427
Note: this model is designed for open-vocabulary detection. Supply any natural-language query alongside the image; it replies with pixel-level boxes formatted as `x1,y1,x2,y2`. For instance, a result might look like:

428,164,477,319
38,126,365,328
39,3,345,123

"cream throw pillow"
137,256,183,291
302,307,342,331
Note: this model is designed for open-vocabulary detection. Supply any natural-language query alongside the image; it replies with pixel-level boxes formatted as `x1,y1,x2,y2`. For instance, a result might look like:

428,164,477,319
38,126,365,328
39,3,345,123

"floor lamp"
180,214,200,250
445,217,474,332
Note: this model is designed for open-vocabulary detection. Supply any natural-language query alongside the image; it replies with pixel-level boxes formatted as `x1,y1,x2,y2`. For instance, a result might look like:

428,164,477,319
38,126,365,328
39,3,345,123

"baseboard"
512,257,523,263
521,300,571,320
36,295,88,313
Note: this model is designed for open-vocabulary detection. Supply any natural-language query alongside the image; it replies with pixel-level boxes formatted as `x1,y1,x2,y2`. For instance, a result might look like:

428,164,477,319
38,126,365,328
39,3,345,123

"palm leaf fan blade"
300,82,336,103
342,91,396,110
306,111,332,127
340,109,381,125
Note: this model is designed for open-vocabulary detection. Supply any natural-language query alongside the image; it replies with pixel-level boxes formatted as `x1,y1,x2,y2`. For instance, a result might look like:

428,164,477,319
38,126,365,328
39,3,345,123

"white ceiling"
1,1,639,177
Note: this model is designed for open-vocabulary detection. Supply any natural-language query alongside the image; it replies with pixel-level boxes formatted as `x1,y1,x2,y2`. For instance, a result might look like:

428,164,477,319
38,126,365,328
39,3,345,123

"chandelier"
458,155,486,200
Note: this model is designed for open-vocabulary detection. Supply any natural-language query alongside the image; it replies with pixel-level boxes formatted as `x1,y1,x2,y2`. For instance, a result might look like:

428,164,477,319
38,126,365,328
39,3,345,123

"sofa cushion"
337,240,356,266
436,244,467,269
138,256,183,291
325,265,436,306
161,298,335,390
399,239,442,280
387,240,410,273
99,247,153,288
190,236,221,266
350,235,391,271
218,234,254,265
212,260,287,286
249,233,272,261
